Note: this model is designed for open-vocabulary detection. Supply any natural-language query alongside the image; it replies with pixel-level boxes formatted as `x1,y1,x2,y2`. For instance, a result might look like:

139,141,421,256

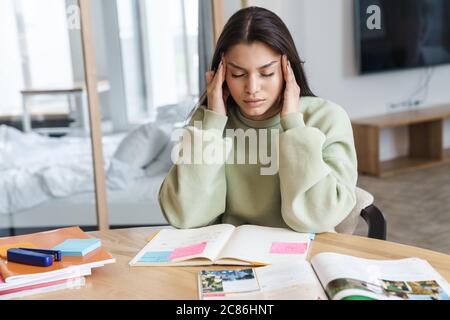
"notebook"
53,238,101,257
130,224,313,267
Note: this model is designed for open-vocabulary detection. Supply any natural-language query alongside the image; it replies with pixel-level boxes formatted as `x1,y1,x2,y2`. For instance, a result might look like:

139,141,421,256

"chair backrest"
335,187,374,235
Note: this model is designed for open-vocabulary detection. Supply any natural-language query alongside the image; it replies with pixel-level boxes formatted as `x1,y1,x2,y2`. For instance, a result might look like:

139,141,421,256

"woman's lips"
244,99,265,107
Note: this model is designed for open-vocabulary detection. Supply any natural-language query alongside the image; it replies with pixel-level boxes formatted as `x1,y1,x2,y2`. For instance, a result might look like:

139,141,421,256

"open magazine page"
130,224,236,266
311,252,450,300
216,225,312,265
199,261,327,300
253,261,327,300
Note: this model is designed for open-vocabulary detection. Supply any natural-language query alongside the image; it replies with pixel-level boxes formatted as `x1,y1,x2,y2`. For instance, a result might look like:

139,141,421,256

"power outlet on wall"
389,100,421,111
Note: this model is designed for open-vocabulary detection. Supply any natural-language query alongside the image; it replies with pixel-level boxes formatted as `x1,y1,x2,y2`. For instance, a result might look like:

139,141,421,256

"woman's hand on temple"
280,55,301,117
205,57,229,116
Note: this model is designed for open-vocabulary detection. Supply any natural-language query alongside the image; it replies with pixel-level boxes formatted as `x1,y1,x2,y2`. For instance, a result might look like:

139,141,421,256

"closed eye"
231,73,275,78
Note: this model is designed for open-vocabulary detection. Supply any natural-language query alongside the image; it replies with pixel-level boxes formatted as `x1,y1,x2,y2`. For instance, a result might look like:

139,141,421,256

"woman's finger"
286,59,295,83
205,71,214,85
217,59,226,84
221,58,227,82
210,60,223,88
283,55,293,84
287,61,294,81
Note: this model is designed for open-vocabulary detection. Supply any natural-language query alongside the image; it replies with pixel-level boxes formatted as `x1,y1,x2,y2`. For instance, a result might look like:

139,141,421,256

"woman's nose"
245,75,260,95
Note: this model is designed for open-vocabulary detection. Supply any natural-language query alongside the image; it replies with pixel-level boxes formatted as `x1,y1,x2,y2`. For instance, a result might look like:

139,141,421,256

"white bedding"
10,173,168,228
0,123,171,216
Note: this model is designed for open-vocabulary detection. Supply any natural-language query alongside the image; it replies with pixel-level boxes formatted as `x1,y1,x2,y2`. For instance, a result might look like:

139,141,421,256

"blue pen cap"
7,248,54,267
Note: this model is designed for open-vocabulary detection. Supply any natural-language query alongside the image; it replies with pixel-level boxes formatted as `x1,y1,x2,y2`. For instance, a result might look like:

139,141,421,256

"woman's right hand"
205,57,229,116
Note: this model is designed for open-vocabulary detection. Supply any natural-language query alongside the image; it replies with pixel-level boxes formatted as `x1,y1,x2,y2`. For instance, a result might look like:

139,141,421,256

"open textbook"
129,224,313,267
198,252,450,300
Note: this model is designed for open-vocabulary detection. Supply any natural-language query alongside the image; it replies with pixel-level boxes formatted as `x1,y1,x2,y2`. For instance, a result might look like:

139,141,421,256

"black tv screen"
356,0,450,74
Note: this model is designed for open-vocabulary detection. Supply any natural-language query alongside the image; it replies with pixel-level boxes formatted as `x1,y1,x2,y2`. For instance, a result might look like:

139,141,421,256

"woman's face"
224,42,284,121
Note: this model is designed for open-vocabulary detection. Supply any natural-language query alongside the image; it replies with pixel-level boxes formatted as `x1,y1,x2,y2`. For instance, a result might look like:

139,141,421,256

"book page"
215,225,312,265
130,224,236,266
311,252,450,300
253,261,327,300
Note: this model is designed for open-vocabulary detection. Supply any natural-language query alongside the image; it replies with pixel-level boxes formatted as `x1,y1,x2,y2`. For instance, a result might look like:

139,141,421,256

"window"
110,0,200,124
140,0,199,110
0,0,73,118
117,0,146,122
0,0,22,116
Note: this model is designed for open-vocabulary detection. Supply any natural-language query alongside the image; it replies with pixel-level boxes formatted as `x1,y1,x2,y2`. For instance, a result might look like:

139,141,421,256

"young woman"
158,7,358,233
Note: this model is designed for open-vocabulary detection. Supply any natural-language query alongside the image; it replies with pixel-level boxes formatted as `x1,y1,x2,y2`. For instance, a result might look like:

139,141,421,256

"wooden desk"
23,227,450,300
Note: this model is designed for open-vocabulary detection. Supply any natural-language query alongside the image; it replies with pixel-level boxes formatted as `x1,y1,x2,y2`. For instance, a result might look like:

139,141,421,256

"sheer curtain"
198,0,215,95
138,0,200,114
0,0,73,117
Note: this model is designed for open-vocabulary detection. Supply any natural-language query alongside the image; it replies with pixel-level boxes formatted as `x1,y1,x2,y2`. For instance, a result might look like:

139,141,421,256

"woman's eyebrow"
227,61,278,71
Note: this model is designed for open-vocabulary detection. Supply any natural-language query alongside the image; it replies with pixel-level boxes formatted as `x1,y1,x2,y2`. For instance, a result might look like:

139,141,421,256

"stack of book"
0,226,115,299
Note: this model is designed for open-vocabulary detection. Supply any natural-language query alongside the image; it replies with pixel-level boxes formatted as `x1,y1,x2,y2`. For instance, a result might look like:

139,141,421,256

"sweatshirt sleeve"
158,106,231,229
278,101,358,233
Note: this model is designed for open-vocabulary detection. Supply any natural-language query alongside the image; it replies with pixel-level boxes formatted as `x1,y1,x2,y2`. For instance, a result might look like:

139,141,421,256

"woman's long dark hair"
189,6,315,120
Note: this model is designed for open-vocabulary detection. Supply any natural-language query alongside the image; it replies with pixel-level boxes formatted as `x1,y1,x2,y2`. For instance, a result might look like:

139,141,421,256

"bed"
0,101,194,234
6,173,168,232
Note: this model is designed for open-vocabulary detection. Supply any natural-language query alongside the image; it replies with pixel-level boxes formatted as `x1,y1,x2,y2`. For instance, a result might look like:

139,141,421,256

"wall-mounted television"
355,0,450,74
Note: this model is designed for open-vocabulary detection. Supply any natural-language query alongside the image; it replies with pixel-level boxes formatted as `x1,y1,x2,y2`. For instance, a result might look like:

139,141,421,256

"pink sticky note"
270,242,308,254
170,242,207,260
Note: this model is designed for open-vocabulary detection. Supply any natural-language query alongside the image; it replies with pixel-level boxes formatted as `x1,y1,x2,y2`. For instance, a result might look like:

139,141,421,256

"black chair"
335,187,387,240
361,204,387,240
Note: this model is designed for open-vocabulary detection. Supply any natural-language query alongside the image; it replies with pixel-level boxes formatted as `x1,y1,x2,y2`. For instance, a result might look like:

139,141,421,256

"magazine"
198,252,450,300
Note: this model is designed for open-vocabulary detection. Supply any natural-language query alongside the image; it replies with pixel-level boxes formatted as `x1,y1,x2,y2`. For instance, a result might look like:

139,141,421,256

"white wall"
227,0,450,161
0,0,23,114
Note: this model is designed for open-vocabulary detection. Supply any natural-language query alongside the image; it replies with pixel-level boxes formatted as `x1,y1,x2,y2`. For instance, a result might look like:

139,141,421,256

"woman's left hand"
280,55,301,117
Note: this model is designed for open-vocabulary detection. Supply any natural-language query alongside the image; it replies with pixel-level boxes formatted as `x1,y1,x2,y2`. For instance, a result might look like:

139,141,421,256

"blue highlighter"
7,248,55,267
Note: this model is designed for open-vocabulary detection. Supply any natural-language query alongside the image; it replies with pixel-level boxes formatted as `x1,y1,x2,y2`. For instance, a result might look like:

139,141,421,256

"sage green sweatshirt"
158,97,358,233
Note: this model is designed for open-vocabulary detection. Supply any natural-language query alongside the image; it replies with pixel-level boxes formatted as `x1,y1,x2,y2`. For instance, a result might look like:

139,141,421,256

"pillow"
106,158,146,190
156,98,197,123
144,139,175,177
113,122,172,169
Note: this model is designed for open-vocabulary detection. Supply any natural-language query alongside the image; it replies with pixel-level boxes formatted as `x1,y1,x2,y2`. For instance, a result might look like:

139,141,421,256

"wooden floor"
355,163,450,255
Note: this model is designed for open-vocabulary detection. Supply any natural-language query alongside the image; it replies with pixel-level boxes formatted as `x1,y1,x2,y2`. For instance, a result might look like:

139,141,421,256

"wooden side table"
352,104,450,177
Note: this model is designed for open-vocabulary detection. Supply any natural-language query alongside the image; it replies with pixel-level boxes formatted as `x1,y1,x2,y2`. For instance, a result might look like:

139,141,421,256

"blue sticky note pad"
53,238,101,257
138,251,172,263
